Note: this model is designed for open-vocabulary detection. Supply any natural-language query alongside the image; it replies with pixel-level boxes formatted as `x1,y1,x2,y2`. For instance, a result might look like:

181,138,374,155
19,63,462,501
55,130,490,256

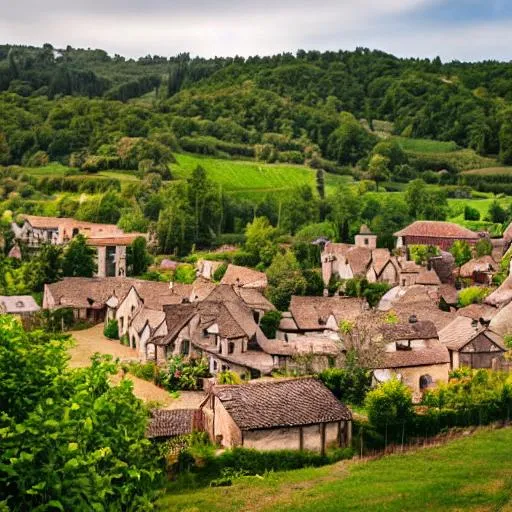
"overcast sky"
1,0,511,62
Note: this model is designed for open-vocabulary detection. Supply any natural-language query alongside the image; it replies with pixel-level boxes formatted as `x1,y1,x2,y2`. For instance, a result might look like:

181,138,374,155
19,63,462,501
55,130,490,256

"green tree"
259,310,282,339
365,378,414,444
316,168,325,199
0,131,11,164
487,200,507,224
62,234,97,277
281,185,319,234
368,154,391,190
404,179,427,218
0,316,162,511
26,243,63,292
371,140,408,170
464,205,481,221
475,238,493,257
327,185,361,242
450,239,473,267
266,251,307,311
244,216,278,266
127,236,152,276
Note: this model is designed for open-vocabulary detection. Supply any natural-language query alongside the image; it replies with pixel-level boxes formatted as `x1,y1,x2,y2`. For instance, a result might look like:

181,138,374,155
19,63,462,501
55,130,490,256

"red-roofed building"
394,221,480,251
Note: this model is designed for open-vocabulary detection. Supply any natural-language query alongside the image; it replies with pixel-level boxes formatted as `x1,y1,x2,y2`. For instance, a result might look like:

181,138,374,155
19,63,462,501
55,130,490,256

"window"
181,339,190,356
253,311,260,323
364,238,369,245
228,342,235,354
72,228,79,237
213,360,218,371
203,329,209,338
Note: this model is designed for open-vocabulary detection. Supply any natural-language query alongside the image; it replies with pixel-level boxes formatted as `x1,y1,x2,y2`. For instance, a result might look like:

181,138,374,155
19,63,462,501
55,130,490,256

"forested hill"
2,44,512,168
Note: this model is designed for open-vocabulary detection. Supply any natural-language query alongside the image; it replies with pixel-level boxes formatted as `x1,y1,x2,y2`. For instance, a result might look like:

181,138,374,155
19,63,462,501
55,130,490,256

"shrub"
464,205,481,221
26,150,49,167
173,264,196,284
124,361,160,383
259,310,282,339
319,364,372,406
232,251,260,267
458,286,491,307
408,244,440,265
103,319,119,339
161,356,210,391
216,370,241,385
475,238,493,257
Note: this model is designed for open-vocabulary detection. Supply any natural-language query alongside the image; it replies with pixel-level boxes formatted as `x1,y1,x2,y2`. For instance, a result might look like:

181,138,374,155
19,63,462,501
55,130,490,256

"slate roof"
381,320,438,341
289,295,365,331
154,303,197,346
131,307,166,335
394,221,479,239
236,287,275,311
213,378,352,430
220,264,268,289
457,303,497,323
375,345,450,369
439,284,458,305
0,295,40,313
146,409,203,438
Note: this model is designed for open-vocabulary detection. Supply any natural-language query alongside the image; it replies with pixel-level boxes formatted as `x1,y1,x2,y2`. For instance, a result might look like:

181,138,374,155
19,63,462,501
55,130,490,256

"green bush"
212,262,228,282
161,356,210,391
216,370,241,385
103,319,119,340
124,361,160,383
458,286,491,307
464,205,481,221
319,363,372,406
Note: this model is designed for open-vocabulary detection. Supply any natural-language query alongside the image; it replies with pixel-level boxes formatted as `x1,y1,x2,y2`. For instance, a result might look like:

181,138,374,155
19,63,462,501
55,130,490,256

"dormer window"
15,301,24,308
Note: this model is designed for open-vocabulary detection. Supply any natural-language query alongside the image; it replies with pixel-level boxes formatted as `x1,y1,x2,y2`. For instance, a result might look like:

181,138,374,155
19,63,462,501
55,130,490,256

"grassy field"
393,136,459,153
172,154,353,198
159,427,512,512
462,167,512,175
18,162,71,177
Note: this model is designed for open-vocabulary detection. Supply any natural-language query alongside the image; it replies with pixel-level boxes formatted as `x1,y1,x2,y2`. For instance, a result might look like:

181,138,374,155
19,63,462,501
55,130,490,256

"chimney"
169,281,174,290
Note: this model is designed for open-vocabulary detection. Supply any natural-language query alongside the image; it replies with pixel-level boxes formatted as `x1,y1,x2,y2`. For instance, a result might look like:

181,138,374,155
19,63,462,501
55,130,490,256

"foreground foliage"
0,316,162,511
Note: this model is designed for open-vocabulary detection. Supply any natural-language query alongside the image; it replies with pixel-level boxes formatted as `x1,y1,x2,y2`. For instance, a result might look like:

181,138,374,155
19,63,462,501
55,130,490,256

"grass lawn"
19,162,72,177
159,427,512,512
392,136,459,153
97,170,140,182
448,196,512,220
172,153,352,198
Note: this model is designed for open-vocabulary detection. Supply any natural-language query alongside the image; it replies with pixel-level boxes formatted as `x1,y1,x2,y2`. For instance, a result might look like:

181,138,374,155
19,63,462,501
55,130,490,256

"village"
4,213,512,454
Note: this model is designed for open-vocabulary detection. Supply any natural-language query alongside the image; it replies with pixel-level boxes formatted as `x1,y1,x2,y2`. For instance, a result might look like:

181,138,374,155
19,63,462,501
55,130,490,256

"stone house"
321,226,399,286
375,318,450,396
201,378,352,453
394,221,480,251
277,295,366,340
12,215,146,278
439,316,506,370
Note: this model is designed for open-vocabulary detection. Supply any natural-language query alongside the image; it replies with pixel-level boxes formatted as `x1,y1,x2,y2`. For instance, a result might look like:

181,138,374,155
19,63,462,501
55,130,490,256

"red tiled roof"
394,221,479,239
146,409,203,438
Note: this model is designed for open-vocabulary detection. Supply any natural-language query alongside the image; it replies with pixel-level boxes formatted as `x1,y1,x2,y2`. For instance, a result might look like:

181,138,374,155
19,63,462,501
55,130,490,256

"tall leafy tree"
62,234,97,277
127,236,152,276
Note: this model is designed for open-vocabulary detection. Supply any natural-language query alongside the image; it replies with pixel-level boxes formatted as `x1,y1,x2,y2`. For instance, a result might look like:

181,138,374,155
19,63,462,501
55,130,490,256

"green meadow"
159,427,512,512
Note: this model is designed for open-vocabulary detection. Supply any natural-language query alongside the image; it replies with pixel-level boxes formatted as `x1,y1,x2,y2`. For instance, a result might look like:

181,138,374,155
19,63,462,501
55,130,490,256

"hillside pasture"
159,427,512,512
462,167,512,175
172,154,353,198
393,136,459,153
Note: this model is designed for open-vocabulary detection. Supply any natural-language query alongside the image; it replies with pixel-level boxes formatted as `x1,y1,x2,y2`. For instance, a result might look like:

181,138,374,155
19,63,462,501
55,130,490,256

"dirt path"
68,324,138,367
68,325,206,408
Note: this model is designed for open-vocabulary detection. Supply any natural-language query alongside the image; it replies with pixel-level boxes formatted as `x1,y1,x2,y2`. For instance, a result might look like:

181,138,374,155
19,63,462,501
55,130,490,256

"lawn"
392,136,459,153
19,162,72,177
159,427,512,512
172,153,353,198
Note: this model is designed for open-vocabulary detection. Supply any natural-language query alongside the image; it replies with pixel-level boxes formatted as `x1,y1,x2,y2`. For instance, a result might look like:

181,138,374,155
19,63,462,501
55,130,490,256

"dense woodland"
2,44,512,260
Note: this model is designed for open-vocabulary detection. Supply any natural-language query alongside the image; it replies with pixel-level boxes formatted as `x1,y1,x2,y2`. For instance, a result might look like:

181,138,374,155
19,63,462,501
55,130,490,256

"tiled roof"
131,307,166,335
394,221,479,239
375,345,450,369
154,303,197,346
457,303,497,323
439,316,505,351
23,215,125,237
439,284,458,305
415,268,442,286
213,378,352,430
345,247,372,275
190,277,217,302
289,295,365,331
146,409,202,438
381,320,438,341
236,287,275,311
372,249,393,276
459,256,497,278
0,295,40,313
220,264,268,289
86,234,146,246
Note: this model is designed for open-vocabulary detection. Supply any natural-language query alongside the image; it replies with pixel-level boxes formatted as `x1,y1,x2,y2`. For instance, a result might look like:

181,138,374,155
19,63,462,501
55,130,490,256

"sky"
1,0,511,62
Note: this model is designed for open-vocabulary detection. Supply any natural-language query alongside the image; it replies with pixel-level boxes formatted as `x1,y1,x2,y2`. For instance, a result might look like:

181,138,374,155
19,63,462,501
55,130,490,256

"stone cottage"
201,378,352,453
374,318,450,396
439,316,506,370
